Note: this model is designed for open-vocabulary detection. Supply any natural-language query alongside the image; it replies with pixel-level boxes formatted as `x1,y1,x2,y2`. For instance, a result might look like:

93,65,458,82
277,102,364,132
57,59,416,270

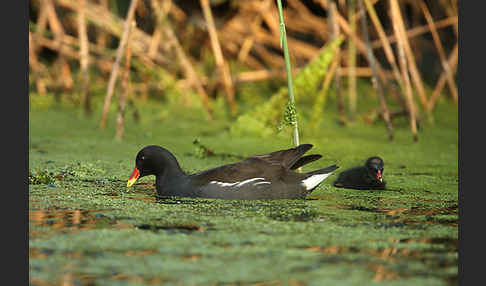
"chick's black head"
365,156,384,182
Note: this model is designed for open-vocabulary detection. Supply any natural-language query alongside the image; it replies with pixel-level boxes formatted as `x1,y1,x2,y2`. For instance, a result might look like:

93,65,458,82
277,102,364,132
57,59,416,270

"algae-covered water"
29,100,458,286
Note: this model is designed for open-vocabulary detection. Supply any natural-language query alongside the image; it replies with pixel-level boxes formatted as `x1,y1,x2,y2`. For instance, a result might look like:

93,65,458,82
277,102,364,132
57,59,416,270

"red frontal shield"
127,166,140,187
376,170,382,181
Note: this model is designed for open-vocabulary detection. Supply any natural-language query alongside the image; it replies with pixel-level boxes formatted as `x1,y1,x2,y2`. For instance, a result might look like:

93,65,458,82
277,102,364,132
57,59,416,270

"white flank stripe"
236,178,265,187
301,173,332,190
209,178,268,190
209,181,239,187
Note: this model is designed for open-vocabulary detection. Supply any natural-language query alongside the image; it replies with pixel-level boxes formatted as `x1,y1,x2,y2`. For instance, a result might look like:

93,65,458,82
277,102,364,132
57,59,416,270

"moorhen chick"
333,156,386,190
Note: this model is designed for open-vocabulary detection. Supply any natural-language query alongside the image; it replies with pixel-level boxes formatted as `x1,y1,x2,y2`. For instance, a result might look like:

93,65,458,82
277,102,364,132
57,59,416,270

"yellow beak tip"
127,179,137,188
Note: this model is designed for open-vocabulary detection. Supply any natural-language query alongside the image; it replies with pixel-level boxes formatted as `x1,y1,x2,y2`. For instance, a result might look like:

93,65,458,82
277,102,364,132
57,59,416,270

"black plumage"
333,156,386,190
127,144,339,200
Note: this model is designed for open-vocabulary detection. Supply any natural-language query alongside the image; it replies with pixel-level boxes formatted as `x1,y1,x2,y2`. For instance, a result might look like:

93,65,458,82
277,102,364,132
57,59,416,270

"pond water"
29,105,458,285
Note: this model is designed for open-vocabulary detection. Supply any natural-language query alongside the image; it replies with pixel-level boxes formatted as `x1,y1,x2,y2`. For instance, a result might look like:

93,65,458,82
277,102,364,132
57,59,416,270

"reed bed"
29,0,458,141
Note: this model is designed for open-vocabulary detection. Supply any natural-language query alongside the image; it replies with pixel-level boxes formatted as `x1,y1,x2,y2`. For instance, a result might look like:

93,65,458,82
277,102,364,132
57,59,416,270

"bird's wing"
249,144,315,170
190,157,286,185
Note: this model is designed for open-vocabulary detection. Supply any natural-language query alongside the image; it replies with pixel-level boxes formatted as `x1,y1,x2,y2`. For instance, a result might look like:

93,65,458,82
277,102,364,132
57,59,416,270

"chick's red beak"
127,166,140,187
376,170,382,182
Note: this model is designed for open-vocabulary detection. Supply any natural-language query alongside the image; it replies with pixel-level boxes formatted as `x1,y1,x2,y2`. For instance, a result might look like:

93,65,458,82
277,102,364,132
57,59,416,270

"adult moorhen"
333,156,386,190
127,144,338,200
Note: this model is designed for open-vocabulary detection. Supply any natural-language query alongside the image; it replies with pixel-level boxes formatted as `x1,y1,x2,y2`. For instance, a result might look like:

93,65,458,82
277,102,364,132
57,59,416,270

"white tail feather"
301,173,332,190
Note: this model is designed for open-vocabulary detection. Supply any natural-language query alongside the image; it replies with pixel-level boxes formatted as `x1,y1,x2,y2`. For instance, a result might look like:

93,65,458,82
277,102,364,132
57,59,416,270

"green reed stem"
276,0,300,147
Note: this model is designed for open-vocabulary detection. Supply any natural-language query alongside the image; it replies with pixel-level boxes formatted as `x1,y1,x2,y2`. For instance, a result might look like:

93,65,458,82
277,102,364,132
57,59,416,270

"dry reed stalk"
31,27,116,67
147,25,162,59
390,0,418,141
429,42,458,110
253,29,320,60
33,19,164,75
32,33,108,65
419,0,457,106
29,31,47,95
316,2,391,88
322,53,341,94
116,21,135,140
361,0,409,113
33,35,122,85
200,0,237,116
261,1,281,37
363,0,404,91
313,0,379,28
153,0,214,119
218,10,319,64
96,0,110,49
439,0,458,37
389,0,429,111
370,16,458,49
343,14,390,86
358,0,393,140
55,0,167,66
237,0,272,63
347,0,357,119
160,0,188,107
222,1,321,63
45,0,74,91
147,0,166,69
218,29,265,69
135,0,149,17
224,11,322,60
167,1,187,23
235,50,264,69
29,31,39,69
286,0,329,40
253,43,286,68
339,67,395,78
59,57,74,91
147,0,169,60
282,10,328,41
233,67,395,84
34,0,49,54
329,1,345,123
406,1,423,63
33,27,160,82
32,31,162,87
100,0,139,130
78,0,91,114
235,69,292,83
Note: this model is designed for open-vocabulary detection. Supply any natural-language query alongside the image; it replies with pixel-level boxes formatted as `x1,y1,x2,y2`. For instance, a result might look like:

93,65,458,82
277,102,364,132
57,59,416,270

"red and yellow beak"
376,170,383,182
127,166,140,187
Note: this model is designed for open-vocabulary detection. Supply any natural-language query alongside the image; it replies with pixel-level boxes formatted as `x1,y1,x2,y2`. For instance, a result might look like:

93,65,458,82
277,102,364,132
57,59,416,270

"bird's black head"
127,145,183,187
365,156,384,182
